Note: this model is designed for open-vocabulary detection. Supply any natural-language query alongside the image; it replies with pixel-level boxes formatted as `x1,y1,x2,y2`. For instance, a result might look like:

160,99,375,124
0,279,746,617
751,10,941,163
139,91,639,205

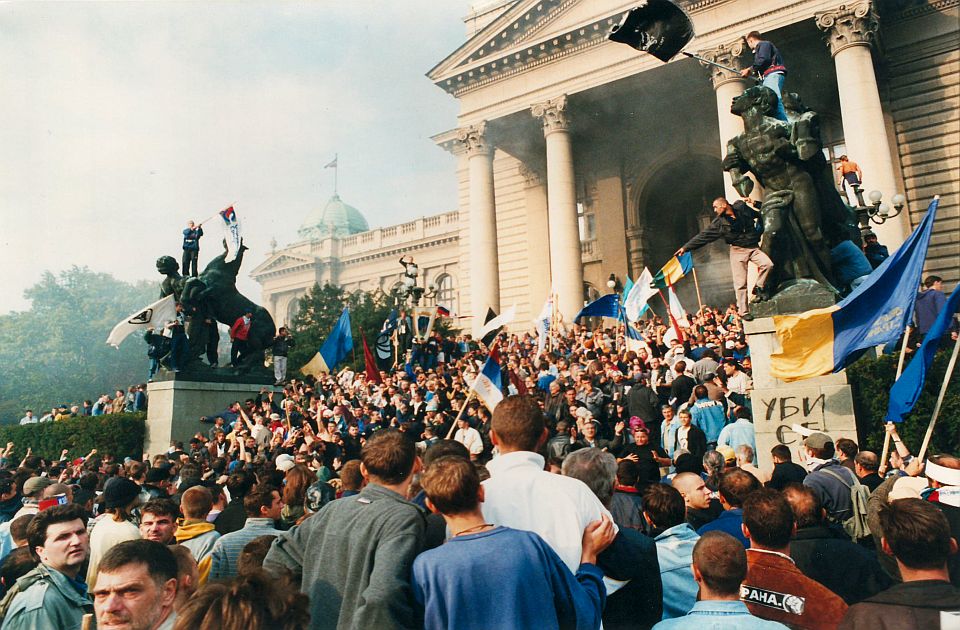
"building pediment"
428,0,641,96
249,252,316,278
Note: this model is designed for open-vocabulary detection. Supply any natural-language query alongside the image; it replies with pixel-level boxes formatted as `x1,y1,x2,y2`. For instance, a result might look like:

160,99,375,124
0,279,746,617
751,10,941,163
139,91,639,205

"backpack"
822,467,871,541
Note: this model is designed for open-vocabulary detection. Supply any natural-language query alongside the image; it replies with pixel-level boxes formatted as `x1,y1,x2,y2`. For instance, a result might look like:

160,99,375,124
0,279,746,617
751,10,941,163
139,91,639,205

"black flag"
481,307,500,348
608,1,695,62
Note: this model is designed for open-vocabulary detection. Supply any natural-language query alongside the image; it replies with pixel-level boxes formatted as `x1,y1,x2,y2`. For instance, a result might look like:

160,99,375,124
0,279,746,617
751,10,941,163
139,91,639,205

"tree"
0,267,156,421
286,283,455,374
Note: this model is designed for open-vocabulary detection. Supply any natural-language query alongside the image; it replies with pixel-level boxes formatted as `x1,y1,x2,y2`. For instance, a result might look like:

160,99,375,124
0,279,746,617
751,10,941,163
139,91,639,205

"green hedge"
0,413,146,462
848,348,960,456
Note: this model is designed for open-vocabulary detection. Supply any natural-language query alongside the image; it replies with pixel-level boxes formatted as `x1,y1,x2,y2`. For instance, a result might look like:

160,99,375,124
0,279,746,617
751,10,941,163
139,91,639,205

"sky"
0,1,472,313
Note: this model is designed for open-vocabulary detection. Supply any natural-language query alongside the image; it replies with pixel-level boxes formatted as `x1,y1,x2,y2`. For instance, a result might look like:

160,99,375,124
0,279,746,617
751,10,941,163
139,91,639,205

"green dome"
297,194,369,240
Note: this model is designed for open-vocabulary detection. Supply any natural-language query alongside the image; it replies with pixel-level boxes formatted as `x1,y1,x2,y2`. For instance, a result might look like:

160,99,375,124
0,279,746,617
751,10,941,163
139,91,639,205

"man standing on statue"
741,31,788,122
675,197,773,317
181,220,203,278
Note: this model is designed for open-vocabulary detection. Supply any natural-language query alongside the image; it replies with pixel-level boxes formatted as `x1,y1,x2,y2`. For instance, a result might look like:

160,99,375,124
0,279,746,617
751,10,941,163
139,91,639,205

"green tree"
848,347,960,456
0,267,155,421
287,283,454,374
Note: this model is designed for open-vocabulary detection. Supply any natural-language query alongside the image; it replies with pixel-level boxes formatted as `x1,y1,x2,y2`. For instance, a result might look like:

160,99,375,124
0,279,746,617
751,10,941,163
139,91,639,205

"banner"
220,206,242,264
106,295,177,348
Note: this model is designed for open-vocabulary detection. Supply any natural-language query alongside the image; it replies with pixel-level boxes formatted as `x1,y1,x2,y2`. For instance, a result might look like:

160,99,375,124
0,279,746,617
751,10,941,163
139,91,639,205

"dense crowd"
2,303,958,630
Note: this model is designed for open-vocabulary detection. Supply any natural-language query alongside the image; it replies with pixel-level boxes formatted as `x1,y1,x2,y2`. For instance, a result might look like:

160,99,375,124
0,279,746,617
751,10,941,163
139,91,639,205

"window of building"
286,297,300,325
433,273,456,312
577,202,596,241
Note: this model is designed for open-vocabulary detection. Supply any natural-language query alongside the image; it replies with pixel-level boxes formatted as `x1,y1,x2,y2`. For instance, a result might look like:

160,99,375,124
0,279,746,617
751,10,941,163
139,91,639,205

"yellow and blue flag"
886,286,959,422
302,307,353,377
652,252,693,289
770,198,939,382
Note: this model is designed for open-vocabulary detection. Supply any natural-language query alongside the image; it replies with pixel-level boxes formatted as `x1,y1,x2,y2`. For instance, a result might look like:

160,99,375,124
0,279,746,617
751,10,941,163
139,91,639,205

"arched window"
286,297,300,325
433,273,456,312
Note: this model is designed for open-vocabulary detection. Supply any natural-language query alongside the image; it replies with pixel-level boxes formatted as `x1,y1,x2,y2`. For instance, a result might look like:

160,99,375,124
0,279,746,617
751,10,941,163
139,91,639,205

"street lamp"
606,273,619,293
852,186,906,234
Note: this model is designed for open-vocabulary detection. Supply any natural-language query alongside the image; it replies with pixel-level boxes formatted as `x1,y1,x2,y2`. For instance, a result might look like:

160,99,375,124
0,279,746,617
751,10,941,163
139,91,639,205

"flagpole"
447,337,501,439
880,327,913,475
917,333,960,462
692,267,705,316
334,153,338,195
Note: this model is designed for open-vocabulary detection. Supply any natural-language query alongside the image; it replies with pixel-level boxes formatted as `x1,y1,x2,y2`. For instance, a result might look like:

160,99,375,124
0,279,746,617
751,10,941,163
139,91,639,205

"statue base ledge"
749,279,837,318
151,368,274,386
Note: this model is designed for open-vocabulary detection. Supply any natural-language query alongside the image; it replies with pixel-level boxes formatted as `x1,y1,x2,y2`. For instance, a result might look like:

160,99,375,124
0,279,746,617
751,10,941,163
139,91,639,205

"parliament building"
253,0,958,334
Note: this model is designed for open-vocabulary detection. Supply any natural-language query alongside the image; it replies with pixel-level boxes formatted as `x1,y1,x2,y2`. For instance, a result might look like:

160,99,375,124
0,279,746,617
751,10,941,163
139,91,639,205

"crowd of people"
1,295,958,630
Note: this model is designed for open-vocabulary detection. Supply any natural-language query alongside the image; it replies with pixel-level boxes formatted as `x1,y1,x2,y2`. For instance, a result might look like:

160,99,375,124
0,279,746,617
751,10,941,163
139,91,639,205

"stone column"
532,95,584,323
817,1,909,246
699,40,756,201
456,122,501,322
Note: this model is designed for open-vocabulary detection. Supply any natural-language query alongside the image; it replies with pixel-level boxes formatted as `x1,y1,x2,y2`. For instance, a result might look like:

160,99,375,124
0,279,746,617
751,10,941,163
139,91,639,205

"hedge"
848,347,960,456
0,413,146,462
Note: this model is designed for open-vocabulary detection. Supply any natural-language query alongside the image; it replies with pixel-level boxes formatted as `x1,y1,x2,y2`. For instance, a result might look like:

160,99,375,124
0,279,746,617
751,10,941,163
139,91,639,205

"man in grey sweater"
264,430,426,629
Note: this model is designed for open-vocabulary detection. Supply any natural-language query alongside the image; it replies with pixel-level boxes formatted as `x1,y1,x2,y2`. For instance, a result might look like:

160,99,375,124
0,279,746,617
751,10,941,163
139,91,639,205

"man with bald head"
652,531,788,629
672,472,720,531
853,451,882,492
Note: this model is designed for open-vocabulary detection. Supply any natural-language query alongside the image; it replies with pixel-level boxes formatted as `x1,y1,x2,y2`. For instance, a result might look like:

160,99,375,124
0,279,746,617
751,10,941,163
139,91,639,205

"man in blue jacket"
181,220,203,277
741,31,788,121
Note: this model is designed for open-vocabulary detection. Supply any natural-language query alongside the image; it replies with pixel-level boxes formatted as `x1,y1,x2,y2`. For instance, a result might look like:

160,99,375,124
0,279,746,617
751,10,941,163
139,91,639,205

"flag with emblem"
770,198,939,382
106,295,177,347
219,205,242,263
472,353,504,411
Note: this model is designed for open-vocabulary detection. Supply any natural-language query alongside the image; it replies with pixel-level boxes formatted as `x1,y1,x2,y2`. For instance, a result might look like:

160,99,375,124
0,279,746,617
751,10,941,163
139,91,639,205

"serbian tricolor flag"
652,252,693,289
219,206,242,263
436,305,451,318
473,354,504,411
770,198,938,382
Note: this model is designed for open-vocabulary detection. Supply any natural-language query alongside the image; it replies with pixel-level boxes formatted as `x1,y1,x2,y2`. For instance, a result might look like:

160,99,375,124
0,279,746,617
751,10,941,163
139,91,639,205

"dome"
297,194,370,240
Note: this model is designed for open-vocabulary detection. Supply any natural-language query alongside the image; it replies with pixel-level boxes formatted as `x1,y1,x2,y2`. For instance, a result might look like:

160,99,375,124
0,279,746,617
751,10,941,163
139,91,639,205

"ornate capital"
455,121,492,157
517,163,542,187
698,39,752,90
816,1,879,57
531,95,570,135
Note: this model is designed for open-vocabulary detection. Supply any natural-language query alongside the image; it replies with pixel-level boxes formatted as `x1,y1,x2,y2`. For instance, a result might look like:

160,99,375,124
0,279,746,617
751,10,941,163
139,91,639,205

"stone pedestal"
145,379,271,456
744,317,858,472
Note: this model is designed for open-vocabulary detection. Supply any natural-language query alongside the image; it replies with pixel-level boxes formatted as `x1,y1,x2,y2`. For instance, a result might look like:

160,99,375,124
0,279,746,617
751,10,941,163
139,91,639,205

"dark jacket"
767,461,808,490
750,39,787,76
214,498,248,536
182,226,203,250
597,528,663,630
683,200,762,251
838,580,960,630
673,424,708,461
791,525,893,604
271,334,295,357
264,483,426,630
914,288,954,336
608,487,645,532
627,385,660,424
804,460,856,522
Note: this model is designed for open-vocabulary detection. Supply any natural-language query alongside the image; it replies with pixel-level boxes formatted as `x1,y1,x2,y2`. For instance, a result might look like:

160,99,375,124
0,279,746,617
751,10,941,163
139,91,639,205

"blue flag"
771,198,939,381
886,288,960,422
575,294,620,322
302,307,353,376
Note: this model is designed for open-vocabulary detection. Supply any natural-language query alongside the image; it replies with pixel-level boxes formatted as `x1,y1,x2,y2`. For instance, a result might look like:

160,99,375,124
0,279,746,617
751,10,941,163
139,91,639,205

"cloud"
0,1,465,312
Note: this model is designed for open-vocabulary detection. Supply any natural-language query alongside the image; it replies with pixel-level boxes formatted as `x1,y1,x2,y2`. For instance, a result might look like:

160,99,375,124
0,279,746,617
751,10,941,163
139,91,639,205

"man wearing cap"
801,432,858,524
12,477,53,521
87,477,142,587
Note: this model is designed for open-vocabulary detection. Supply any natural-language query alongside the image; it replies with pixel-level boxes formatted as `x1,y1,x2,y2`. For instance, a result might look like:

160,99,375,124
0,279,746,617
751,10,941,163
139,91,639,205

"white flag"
668,286,687,322
624,267,657,322
106,295,177,348
533,297,552,359
476,304,517,340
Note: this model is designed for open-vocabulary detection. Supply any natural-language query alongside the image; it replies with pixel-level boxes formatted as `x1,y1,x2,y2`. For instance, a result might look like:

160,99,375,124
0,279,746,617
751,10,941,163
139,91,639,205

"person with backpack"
801,432,871,541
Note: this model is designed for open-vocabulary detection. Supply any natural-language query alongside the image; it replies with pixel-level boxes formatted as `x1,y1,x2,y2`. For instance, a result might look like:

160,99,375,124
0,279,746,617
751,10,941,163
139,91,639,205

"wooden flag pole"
880,327,913,475
917,333,960,462
691,267,705,316
447,337,502,439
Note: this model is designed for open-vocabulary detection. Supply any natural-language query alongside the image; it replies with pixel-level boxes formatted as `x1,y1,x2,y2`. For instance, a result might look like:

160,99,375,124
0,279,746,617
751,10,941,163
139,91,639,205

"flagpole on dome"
325,154,339,195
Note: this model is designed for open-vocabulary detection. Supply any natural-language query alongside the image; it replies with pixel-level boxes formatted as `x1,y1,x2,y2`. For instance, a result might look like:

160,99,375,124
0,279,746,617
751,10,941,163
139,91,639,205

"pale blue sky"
0,1,470,312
